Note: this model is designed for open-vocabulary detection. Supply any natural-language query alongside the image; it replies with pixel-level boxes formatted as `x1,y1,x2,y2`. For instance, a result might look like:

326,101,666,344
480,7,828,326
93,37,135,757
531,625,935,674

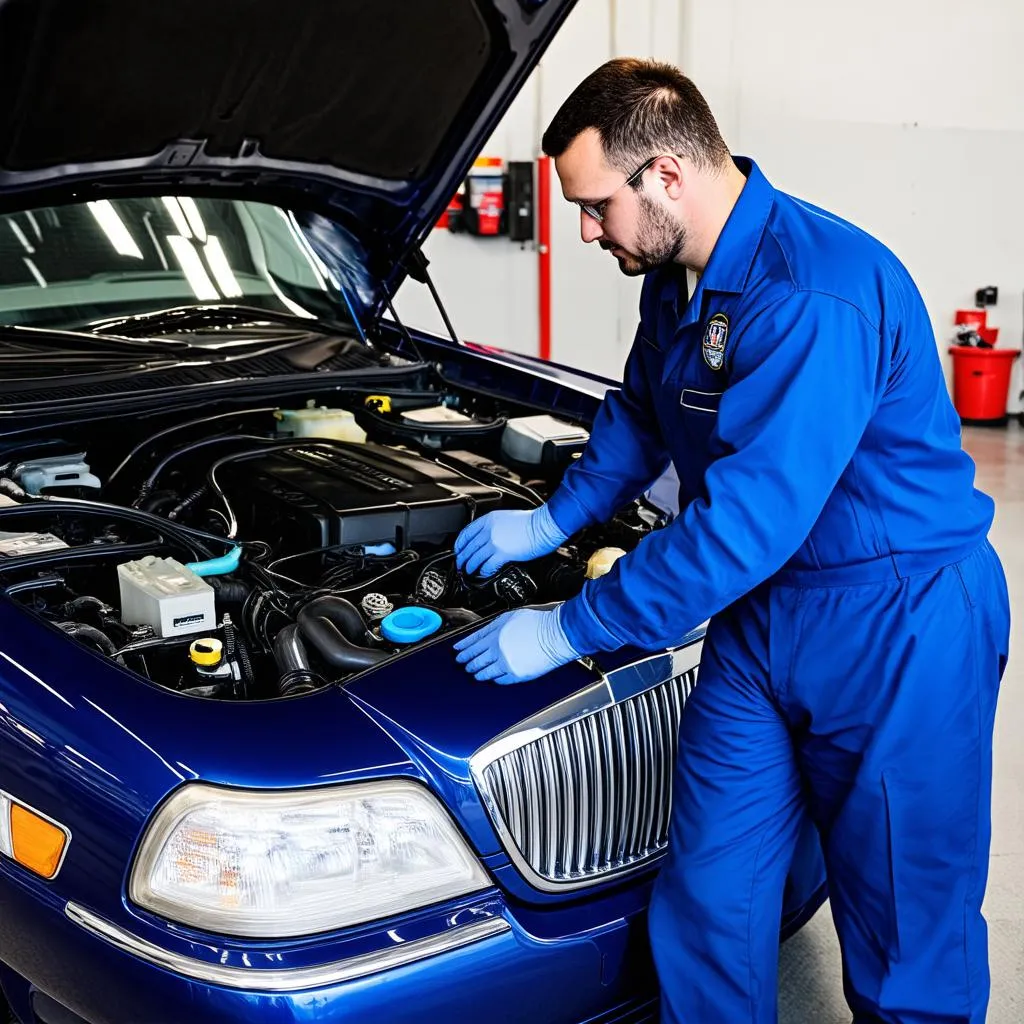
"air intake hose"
273,624,321,696
297,596,389,671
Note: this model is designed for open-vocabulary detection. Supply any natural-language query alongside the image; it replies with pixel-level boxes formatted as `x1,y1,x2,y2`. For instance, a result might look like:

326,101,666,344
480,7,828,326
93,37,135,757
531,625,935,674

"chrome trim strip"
65,903,510,992
470,641,704,894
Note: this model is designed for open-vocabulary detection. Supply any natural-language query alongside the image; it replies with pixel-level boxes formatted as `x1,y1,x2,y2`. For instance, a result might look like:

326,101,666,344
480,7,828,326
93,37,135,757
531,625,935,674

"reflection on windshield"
0,198,352,330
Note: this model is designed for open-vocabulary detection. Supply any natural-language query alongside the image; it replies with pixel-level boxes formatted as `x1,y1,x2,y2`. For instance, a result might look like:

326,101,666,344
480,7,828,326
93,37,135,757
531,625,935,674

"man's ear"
651,155,685,201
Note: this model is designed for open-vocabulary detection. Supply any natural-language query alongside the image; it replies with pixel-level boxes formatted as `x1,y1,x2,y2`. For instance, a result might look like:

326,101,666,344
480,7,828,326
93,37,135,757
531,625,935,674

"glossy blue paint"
0,869,659,1024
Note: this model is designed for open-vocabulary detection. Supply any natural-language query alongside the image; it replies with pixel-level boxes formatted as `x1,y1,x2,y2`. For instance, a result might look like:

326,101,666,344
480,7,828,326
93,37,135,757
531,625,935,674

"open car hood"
0,0,577,323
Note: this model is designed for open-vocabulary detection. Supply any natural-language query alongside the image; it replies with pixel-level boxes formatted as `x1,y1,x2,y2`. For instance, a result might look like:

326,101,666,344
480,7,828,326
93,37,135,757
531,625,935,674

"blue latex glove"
453,505,568,579
454,606,581,684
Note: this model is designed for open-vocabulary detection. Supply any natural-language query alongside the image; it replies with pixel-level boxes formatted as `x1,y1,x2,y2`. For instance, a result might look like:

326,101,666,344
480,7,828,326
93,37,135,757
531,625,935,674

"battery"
117,556,216,638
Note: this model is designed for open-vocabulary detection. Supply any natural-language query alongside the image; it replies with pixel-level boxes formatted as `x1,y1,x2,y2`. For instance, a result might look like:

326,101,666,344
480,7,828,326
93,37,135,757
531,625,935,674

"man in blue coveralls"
453,58,1010,1023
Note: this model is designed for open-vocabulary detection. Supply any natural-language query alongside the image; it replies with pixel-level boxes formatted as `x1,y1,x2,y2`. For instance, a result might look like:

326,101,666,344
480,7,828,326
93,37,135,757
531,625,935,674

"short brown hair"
541,58,730,174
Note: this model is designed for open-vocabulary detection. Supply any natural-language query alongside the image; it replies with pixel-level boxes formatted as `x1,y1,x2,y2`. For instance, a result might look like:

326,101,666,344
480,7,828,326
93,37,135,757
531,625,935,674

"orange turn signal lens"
9,803,68,879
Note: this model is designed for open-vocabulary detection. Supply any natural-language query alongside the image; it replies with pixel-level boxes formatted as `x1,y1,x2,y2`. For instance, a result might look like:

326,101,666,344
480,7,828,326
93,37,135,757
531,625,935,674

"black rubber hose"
273,624,321,697
298,616,389,671
208,578,251,606
140,492,184,516
296,597,389,672
299,596,367,644
107,406,278,486
66,596,110,625
438,607,481,628
136,433,277,506
57,621,117,656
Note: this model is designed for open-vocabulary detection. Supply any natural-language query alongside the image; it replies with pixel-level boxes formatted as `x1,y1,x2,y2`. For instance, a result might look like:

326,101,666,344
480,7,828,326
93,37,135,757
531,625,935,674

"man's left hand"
454,606,580,684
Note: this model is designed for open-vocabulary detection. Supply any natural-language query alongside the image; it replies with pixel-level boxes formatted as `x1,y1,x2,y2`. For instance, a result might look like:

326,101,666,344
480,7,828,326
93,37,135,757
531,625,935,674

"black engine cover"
224,441,503,553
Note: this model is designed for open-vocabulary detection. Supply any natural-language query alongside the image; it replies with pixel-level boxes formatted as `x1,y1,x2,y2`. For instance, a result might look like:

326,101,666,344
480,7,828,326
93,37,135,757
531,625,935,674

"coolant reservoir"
275,402,366,443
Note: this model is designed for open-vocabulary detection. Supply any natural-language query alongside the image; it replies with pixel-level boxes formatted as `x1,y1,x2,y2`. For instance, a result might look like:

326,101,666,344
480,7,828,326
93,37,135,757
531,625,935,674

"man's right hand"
454,506,569,579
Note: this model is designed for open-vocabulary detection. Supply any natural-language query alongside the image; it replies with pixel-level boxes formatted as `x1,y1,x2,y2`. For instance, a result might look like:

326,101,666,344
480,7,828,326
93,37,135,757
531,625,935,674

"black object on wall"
975,285,998,308
506,161,535,242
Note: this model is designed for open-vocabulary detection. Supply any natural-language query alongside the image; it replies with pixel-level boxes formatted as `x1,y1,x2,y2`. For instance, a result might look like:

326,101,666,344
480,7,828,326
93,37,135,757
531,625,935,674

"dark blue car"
0,2,826,1021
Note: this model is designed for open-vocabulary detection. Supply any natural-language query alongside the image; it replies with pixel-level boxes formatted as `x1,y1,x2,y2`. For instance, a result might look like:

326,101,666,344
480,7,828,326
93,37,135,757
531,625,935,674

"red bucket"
954,309,988,330
948,346,1020,424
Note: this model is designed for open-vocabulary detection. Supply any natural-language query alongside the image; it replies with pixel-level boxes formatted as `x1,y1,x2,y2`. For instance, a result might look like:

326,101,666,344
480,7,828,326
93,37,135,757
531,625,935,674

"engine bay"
0,383,670,700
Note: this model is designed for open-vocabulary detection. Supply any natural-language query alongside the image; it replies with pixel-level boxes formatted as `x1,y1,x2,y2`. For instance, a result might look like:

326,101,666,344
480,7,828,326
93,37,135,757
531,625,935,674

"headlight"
129,780,490,938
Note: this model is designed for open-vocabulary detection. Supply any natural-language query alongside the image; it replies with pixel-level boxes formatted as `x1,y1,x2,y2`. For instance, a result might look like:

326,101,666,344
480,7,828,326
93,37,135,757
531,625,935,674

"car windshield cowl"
0,322,192,356
0,320,375,386
86,303,345,339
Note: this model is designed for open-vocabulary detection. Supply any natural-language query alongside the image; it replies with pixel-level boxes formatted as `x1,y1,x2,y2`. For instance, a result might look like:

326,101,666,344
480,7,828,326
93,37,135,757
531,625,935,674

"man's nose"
580,209,603,244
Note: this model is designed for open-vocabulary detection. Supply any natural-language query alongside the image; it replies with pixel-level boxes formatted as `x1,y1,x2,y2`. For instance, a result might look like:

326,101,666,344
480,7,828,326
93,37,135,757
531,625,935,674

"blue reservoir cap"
380,606,443,645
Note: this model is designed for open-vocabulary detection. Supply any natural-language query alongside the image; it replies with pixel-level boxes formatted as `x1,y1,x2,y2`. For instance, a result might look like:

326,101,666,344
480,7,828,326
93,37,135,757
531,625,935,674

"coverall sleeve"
546,331,671,536
558,290,892,654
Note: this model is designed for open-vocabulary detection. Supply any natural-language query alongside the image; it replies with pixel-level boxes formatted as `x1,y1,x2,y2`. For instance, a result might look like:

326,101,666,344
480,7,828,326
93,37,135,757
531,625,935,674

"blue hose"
185,546,242,577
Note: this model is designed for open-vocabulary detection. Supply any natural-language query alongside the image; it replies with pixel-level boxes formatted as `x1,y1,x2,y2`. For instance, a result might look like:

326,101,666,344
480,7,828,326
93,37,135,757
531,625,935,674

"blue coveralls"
549,158,1011,1023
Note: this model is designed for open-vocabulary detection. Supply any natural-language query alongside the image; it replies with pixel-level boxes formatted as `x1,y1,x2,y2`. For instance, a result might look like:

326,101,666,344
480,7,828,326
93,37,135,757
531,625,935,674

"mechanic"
452,58,1010,1024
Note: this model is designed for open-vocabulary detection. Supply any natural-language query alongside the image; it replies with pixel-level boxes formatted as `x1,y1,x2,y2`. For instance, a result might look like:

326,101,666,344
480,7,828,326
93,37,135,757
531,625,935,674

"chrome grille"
477,665,697,889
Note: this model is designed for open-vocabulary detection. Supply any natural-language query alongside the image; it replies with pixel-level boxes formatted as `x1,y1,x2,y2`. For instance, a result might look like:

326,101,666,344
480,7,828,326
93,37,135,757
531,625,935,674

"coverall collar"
678,156,775,328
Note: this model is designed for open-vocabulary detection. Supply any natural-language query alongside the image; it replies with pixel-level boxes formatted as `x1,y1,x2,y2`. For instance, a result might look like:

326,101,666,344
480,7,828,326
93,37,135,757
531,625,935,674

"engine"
0,390,670,700
221,441,505,553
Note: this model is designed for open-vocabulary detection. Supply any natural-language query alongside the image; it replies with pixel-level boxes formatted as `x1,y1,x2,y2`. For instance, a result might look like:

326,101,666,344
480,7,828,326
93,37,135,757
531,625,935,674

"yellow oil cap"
189,638,223,667
365,394,393,414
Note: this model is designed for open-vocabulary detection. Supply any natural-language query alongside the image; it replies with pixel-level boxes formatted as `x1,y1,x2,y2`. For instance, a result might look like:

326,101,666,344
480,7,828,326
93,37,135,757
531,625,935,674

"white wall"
397,0,1024,407
680,0,1024,410
394,70,543,357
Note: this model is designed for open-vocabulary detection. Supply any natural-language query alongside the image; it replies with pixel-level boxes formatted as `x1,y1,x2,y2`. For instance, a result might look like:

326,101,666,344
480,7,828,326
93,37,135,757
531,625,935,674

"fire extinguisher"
438,190,464,233
462,156,506,236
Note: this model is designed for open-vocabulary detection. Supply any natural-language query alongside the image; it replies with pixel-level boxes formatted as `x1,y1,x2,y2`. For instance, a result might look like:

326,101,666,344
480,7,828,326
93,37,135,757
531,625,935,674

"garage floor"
778,421,1024,1022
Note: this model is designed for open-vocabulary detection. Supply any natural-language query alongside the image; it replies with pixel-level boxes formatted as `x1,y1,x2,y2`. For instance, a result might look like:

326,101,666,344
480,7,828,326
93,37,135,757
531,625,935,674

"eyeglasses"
576,155,660,223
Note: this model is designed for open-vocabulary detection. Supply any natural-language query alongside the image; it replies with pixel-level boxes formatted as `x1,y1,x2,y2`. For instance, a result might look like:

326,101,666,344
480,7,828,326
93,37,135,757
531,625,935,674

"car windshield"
0,197,354,331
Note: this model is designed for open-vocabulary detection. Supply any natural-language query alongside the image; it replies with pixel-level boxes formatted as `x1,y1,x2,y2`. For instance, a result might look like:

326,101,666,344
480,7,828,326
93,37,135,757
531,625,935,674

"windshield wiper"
88,304,346,338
